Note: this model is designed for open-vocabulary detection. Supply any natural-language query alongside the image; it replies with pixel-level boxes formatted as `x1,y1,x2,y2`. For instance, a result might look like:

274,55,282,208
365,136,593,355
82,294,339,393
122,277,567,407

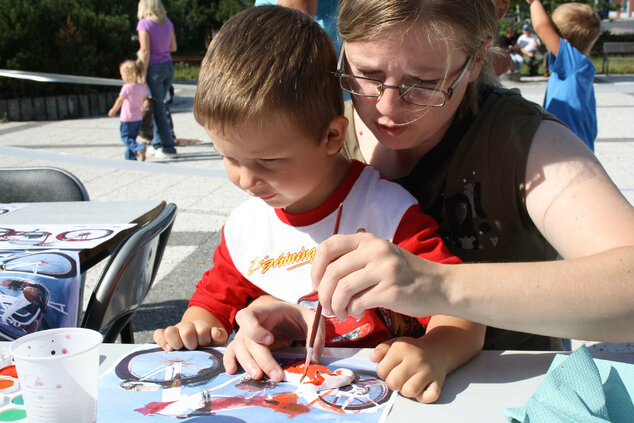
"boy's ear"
323,116,349,154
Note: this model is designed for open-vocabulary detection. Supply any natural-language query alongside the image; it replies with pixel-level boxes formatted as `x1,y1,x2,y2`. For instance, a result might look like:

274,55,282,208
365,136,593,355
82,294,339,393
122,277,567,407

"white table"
0,200,165,270
94,344,634,422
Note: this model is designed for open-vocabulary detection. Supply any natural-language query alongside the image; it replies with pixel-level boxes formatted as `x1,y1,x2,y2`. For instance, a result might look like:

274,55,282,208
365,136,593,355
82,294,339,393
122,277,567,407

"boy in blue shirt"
529,0,601,151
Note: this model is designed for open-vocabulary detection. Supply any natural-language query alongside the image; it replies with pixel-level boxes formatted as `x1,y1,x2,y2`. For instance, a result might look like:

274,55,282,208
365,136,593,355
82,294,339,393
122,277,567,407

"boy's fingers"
235,309,274,345
222,346,239,374
153,329,170,351
232,341,264,380
420,381,441,404
162,326,186,350
210,327,228,345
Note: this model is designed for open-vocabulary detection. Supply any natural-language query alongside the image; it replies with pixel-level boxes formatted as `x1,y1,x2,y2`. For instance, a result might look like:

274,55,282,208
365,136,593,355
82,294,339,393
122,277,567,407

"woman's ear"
323,115,349,154
468,38,494,82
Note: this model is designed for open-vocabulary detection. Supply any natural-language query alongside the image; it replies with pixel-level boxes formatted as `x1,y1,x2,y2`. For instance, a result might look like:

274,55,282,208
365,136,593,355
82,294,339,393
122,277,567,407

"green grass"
518,56,634,77
174,62,200,81
175,58,634,82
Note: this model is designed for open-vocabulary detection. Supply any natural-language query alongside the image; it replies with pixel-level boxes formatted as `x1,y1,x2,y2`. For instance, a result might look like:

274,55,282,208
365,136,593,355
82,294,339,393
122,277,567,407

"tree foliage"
0,0,253,98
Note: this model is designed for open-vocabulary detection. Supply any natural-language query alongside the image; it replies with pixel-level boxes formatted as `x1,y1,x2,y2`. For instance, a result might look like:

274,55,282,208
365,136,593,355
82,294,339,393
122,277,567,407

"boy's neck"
284,155,351,214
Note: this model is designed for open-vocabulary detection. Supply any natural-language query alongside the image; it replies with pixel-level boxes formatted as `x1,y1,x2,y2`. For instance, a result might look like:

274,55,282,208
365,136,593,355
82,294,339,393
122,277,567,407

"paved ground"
0,76,632,352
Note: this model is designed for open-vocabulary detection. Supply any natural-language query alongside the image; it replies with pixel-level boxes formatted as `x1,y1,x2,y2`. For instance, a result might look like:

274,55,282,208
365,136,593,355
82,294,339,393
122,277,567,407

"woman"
223,0,634,391
137,0,178,158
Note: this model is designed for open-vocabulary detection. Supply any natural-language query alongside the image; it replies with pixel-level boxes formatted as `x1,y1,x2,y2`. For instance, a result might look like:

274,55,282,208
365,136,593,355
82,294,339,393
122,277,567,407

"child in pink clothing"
108,59,148,161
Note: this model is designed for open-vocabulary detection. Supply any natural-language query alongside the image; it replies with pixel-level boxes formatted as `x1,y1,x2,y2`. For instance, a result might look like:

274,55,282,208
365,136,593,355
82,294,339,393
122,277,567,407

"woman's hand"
311,233,447,322
223,300,324,381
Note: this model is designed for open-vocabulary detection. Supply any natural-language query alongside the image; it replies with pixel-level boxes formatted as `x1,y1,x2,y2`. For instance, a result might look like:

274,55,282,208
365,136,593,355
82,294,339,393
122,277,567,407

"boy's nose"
238,166,261,191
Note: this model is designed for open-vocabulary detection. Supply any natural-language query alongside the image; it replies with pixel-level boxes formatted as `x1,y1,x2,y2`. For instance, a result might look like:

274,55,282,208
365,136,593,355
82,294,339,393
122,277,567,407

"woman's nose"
375,85,407,118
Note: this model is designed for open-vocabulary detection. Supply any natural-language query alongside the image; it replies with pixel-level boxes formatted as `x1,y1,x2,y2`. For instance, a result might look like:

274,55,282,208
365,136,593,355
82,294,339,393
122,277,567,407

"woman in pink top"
108,60,148,161
137,0,178,158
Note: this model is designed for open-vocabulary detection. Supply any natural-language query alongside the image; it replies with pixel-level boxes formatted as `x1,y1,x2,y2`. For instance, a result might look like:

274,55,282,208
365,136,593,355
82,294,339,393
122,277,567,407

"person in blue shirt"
529,0,601,151
254,0,340,52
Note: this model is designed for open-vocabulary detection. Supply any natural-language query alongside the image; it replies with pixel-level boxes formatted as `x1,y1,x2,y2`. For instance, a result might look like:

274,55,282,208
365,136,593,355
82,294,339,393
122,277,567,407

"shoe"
154,148,177,159
136,148,146,161
148,146,159,157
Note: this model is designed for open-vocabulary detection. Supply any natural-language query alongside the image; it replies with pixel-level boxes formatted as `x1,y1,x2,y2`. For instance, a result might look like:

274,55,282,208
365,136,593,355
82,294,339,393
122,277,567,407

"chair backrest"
81,202,177,343
0,166,89,202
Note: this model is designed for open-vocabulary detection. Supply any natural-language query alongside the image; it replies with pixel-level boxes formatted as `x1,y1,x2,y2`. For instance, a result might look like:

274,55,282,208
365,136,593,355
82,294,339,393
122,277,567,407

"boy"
529,0,601,151
153,6,484,403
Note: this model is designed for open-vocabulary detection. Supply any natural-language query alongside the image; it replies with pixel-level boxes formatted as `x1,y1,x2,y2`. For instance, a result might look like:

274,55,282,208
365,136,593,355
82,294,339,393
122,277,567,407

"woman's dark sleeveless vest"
343,86,564,350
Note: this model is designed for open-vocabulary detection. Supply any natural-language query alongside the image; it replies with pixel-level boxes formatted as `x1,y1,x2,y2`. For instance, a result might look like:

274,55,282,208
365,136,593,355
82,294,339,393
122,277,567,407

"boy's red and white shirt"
190,160,461,347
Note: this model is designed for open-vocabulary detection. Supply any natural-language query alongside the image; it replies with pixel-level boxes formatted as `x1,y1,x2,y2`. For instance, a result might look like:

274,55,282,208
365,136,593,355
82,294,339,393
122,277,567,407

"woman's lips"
375,122,407,138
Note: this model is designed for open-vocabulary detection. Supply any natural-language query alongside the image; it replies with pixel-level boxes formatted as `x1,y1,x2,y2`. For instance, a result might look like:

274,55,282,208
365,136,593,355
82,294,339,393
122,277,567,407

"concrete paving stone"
1,79,632,351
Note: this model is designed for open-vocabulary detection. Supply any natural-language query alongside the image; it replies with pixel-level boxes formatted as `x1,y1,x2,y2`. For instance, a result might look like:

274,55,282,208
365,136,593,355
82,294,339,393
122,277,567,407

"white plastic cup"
9,328,103,423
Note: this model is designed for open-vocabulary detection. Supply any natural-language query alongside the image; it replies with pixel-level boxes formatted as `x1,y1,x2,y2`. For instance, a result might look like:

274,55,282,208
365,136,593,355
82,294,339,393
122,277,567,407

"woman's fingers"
314,233,385,319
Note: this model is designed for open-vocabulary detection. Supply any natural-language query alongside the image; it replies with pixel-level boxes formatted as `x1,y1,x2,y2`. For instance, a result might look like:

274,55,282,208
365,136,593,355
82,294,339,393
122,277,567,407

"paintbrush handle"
304,203,342,368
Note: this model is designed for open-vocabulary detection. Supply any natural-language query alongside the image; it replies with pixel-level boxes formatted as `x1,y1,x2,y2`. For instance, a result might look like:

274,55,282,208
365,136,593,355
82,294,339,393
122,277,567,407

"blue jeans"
120,120,145,160
146,61,176,154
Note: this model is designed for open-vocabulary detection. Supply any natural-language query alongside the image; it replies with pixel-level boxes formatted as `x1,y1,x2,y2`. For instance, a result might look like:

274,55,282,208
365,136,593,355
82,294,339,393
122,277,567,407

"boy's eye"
258,158,280,165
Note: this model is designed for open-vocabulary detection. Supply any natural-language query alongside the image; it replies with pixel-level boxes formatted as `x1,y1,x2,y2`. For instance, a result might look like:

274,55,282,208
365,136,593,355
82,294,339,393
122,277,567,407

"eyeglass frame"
333,47,473,108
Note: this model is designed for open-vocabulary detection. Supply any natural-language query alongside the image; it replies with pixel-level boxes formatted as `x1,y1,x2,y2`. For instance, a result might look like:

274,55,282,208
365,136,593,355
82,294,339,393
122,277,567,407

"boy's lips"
254,193,276,201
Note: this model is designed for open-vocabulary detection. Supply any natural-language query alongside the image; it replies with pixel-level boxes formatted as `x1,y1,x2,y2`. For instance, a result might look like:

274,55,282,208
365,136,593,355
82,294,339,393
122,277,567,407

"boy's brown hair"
194,5,342,142
552,3,601,56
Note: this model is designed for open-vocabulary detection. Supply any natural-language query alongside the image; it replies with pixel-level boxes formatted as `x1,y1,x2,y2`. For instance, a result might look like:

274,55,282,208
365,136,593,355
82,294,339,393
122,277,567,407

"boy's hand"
223,300,324,382
107,108,117,117
370,337,448,404
153,320,228,352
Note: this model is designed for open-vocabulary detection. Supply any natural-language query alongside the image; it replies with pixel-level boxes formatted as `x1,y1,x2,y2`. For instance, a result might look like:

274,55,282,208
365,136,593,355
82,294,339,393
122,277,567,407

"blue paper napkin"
505,345,634,423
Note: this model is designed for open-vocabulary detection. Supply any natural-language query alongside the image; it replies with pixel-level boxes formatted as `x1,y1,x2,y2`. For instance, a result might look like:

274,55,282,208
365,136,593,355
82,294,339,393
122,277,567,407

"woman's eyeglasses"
334,48,473,108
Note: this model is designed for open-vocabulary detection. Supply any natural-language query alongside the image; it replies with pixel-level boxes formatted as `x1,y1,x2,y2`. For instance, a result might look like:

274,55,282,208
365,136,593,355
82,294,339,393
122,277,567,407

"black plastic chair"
0,166,90,202
81,202,177,343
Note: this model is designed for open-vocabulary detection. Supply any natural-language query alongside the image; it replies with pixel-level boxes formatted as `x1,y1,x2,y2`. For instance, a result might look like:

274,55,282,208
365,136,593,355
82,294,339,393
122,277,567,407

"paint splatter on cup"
9,328,102,423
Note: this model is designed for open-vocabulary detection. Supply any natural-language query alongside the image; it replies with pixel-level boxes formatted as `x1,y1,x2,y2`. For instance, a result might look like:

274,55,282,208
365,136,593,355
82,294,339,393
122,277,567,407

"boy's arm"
528,0,560,55
371,316,485,403
107,96,124,117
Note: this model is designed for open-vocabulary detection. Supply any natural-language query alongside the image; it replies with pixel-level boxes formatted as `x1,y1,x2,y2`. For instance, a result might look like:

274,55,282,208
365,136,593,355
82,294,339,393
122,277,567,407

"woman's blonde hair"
120,59,145,84
194,6,342,142
338,0,501,115
137,0,167,24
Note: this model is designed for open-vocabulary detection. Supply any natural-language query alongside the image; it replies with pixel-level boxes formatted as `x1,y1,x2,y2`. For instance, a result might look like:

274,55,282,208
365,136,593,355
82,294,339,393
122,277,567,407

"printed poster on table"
99,345,398,422
0,250,82,340
0,223,135,250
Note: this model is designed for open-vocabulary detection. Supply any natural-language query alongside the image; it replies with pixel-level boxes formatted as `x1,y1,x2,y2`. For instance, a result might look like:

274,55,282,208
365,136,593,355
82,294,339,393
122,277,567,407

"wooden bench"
602,42,634,75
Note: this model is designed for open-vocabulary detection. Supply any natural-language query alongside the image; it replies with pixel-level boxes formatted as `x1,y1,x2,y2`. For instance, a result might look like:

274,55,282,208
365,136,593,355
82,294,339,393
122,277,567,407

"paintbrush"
300,203,343,383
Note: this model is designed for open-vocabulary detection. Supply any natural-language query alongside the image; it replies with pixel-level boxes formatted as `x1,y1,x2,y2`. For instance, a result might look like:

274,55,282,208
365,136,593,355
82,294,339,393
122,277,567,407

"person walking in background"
137,0,178,159
108,59,148,161
529,0,601,151
517,23,544,76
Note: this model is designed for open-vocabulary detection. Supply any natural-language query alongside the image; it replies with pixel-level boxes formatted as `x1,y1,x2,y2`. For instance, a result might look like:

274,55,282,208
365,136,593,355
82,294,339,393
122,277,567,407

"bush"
0,0,135,98
0,0,253,99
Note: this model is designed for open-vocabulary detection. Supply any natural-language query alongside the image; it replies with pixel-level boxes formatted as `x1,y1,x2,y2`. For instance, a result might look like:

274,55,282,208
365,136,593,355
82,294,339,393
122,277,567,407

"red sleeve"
393,204,461,328
188,226,264,334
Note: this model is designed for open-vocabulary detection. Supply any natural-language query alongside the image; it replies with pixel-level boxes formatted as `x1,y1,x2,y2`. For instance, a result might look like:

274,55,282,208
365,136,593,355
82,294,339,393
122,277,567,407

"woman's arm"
313,122,634,341
137,30,151,83
169,31,177,52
